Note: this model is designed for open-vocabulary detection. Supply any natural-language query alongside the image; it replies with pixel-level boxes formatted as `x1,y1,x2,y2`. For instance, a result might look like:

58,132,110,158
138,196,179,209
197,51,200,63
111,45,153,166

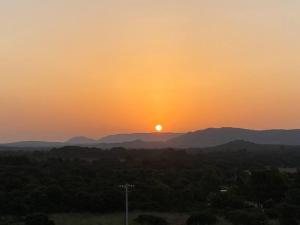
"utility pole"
119,184,134,225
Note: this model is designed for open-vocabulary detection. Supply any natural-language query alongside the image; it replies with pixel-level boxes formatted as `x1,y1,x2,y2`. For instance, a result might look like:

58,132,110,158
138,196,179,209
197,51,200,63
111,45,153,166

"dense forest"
1,143,300,225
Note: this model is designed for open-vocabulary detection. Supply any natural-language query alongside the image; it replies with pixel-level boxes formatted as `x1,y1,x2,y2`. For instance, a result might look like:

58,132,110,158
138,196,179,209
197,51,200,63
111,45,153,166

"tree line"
1,146,300,224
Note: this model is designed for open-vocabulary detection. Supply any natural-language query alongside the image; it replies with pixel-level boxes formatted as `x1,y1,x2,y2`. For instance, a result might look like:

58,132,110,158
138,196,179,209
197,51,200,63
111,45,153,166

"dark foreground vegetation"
2,142,300,224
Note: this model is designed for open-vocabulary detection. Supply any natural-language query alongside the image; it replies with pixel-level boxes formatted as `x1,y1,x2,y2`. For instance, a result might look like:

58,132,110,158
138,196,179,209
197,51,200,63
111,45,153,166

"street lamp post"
119,184,134,225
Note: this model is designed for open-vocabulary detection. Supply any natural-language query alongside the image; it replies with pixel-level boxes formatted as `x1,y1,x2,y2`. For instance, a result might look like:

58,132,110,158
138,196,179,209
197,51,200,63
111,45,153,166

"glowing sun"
155,124,163,132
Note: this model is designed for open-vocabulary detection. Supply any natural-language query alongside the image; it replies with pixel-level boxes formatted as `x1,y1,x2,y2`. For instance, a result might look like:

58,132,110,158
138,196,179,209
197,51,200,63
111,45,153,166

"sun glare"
155,124,163,132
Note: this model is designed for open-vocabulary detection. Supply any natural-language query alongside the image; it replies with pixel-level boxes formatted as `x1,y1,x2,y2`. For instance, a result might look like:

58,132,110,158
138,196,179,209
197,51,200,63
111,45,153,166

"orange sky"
1,1,300,142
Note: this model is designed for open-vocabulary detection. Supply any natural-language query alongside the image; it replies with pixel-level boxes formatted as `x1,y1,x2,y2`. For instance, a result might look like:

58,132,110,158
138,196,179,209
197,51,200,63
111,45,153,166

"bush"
186,212,217,225
277,203,299,225
226,209,266,225
134,214,168,225
279,217,298,225
208,192,247,210
25,214,55,225
264,208,279,219
277,202,299,218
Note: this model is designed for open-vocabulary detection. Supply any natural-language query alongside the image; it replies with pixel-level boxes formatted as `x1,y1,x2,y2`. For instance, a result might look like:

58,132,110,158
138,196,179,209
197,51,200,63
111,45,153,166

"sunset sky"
1,0,300,142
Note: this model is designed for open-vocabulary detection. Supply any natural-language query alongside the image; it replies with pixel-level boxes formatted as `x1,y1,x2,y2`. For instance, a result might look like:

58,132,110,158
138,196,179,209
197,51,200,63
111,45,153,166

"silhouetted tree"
135,215,168,225
186,212,217,225
226,209,266,225
25,214,55,225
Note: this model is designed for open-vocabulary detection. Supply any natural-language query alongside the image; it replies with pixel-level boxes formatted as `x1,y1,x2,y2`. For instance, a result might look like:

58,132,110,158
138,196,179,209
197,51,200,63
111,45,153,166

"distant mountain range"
66,136,98,144
188,140,283,154
0,132,181,149
167,127,300,148
1,141,63,148
65,132,182,144
98,132,182,143
3,127,300,149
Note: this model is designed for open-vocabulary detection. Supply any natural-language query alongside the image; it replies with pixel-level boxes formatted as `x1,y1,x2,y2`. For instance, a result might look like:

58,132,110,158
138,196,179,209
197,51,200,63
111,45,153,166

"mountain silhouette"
0,141,63,148
66,136,97,144
4,128,300,149
167,127,300,148
197,140,272,152
95,139,167,149
98,132,182,143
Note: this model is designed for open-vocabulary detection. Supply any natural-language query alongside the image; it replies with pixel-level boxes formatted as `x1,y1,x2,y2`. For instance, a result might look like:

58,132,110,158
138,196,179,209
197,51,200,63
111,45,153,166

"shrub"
279,217,298,225
186,212,217,225
25,214,55,225
277,203,299,225
226,209,266,225
134,214,168,225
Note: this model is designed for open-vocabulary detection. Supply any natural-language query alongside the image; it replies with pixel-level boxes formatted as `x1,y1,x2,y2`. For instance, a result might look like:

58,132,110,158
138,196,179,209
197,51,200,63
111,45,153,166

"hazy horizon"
3,126,300,143
1,1,300,142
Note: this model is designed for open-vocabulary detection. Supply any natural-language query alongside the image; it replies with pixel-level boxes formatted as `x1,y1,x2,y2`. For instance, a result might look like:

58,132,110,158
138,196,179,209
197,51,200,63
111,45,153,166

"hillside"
98,132,182,143
168,127,300,148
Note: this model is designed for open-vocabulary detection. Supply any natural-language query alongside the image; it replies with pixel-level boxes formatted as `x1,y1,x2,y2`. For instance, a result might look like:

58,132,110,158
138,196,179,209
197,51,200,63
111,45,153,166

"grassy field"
50,212,232,225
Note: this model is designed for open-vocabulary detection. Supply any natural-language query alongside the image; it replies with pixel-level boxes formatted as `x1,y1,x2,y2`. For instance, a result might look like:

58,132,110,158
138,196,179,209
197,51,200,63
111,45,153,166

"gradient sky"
1,0,300,142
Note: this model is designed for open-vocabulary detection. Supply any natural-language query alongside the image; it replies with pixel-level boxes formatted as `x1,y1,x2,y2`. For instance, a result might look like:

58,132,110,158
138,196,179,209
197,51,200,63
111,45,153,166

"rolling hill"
4,128,300,149
98,132,182,143
167,127,300,148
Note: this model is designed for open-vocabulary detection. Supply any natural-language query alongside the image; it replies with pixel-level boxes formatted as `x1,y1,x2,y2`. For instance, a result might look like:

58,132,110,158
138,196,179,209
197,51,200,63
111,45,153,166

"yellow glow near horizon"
155,125,163,132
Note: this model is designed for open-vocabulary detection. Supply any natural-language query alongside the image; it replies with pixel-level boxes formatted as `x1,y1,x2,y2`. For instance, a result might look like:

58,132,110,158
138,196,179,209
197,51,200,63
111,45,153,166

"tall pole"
125,185,128,225
119,184,134,225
